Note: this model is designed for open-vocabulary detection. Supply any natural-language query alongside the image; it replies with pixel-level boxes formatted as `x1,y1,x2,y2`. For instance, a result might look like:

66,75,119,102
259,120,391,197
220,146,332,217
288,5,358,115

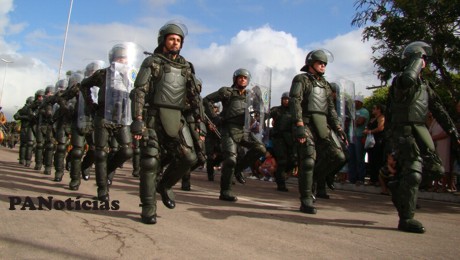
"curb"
286,178,460,204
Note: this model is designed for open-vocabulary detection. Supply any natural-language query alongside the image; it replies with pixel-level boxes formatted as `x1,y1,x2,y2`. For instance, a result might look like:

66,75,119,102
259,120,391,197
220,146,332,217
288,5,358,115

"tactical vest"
305,75,328,115
273,106,292,133
392,79,428,124
223,89,247,125
152,62,189,110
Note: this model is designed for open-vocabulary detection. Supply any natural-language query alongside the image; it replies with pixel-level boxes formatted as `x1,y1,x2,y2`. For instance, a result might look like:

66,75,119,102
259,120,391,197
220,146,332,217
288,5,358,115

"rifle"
203,113,221,139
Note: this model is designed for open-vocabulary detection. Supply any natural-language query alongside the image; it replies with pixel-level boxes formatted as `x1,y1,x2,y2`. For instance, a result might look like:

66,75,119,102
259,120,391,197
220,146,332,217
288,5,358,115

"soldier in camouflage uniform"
67,62,102,190
14,96,35,165
40,86,58,175
28,89,46,169
203,68,267,202
386,41,460,233
130,21,204,224
269,92,295,192
80,43,136,201
289,49,347,214
45,75,83,182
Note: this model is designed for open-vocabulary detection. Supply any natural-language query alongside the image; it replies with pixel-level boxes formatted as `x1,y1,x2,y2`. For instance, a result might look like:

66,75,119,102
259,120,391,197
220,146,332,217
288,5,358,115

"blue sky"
0,0,378,118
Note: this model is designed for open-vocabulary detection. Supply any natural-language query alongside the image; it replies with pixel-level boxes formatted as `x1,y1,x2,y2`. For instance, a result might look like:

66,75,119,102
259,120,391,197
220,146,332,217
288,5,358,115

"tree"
352,0,460,103
363,86,389,113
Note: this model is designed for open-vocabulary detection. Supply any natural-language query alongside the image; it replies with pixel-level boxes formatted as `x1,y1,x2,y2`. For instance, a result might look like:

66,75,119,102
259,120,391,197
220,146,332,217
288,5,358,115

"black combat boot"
300,200,317,214
398,219,425,234
156,182,176,209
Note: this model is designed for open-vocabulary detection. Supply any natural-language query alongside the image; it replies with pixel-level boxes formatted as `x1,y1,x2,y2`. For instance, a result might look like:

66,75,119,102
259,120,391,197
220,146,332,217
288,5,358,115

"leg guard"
54,143,67,177
132,140,140,177
34,142,44,170
395,171,421,220
94,148,108,197
70,147,83,179
139,156,160,217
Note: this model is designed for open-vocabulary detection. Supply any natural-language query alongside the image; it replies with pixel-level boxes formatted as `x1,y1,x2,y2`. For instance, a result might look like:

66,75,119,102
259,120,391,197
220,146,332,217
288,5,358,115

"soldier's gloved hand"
130,120,145,135
294,125,307,139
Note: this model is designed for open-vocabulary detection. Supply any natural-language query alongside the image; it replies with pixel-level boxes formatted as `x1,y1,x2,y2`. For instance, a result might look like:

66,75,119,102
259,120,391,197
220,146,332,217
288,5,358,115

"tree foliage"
363,86,390,113
352,0,460,104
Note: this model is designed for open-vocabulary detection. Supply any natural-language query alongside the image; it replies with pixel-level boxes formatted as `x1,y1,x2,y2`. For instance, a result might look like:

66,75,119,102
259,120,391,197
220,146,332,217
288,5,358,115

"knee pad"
140,156,159,172
26,141,34,147
182,148,197,165
118,147,133,160
56,144,67,153
71,148,84,159
300,157,315,172
223,155,237,169
45,142,55,151
403,172,422,187
94,149,107,162
36,142,44,150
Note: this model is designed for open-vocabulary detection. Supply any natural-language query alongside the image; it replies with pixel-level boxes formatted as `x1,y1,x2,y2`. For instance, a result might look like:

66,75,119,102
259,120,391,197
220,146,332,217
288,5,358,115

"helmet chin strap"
312,66,324,76
309,65,324,76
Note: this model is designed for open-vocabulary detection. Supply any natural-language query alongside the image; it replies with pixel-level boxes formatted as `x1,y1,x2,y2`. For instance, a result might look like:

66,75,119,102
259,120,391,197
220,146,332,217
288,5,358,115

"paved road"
1,146,459,259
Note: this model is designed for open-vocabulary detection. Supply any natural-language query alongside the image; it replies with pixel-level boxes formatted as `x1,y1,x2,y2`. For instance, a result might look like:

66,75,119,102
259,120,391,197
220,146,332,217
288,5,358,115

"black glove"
130,120,145,135
294,126,306,139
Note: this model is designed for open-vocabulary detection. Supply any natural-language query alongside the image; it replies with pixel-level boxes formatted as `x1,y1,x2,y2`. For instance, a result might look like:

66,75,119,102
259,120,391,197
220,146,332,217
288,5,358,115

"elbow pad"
400,57,423,88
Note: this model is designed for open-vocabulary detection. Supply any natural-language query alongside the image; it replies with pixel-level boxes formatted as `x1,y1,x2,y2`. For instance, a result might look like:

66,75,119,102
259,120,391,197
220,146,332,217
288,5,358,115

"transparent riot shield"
77,91,91,130
335,79,355,142
244,66,272,142
104,62,136,125
104,42,143,125
77,60,104,131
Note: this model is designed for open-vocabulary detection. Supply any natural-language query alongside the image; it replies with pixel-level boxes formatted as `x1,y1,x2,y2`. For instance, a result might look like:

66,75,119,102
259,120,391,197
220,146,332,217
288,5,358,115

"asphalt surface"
1,146,460,259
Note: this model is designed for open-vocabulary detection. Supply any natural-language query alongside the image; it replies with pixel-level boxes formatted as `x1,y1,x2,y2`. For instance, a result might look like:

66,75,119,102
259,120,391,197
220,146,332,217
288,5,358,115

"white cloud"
0,9,380,119
187,26,378,105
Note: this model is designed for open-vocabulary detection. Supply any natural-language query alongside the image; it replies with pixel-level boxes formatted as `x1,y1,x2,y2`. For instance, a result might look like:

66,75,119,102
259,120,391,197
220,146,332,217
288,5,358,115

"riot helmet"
68,72,84,87
400,41,432,68
213,103,221,113
55,79,68,92
108,42,140,66
281,92,290,107
85,60,105,77
281,92,289,99
301,49,334,73
232,68,251,88
157,20,188,49
35,89,45,100
26,96,34,105
44,85,55,95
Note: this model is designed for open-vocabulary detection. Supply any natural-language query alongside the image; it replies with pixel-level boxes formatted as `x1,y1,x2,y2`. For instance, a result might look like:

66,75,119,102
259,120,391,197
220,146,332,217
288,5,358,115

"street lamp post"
1,58,13,107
